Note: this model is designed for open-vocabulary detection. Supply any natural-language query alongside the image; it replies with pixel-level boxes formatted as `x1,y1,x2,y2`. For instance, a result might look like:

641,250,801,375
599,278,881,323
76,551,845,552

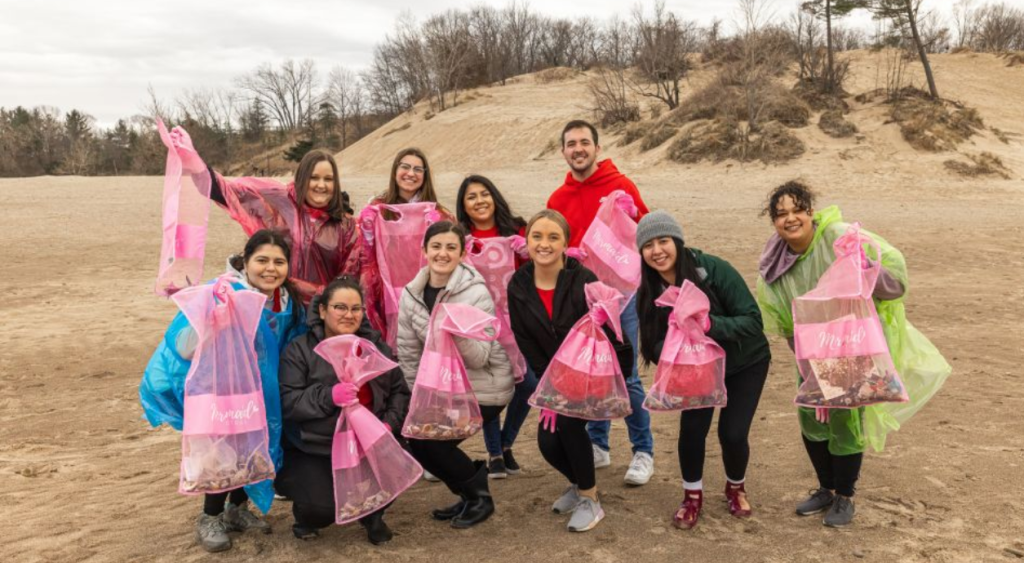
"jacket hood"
561,159,625,190
405,262,485,301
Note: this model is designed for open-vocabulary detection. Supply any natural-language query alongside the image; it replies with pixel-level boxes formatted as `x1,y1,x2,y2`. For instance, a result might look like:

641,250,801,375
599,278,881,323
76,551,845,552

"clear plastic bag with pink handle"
175,277,275,495
464,235,528,383
643,281,727,412
402,303,499,440
529,282,632,420
155,120,212,297
572,190,641,300
793,224,909,409
314,335,423,524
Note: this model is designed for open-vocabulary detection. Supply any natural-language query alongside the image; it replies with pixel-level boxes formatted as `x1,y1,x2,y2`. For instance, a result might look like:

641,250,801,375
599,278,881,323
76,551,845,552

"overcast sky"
1,0,1001,128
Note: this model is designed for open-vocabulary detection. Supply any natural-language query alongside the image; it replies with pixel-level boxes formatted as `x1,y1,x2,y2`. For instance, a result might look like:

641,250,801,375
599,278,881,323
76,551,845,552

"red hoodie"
547,159,649,248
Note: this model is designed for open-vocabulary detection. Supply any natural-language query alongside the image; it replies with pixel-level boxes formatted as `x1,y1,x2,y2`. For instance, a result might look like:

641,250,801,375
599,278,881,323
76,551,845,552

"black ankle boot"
451,461,494,529
431,497,467,520
359,509,393,545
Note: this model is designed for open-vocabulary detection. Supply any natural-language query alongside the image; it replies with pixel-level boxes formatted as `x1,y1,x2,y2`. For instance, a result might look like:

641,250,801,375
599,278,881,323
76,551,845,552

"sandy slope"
2,52,1023,562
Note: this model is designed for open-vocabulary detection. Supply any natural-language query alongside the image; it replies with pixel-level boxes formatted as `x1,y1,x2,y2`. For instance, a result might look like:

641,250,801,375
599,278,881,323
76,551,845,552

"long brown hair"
382,148,440,205
293,150,346,220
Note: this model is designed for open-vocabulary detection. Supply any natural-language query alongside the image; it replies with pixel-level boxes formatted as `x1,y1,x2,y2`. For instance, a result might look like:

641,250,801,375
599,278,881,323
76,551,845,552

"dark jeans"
483,366,538,456
408,405,504,488
802,435,864,497
538,414,596,491
678,357,770,483
276,446,391,530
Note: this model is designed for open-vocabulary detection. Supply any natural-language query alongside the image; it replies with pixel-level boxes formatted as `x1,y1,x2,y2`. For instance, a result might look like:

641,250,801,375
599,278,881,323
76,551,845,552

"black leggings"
802,436,863,497
407,405,504,489
203,489,249,516
538,414,596,491
678,357,770,484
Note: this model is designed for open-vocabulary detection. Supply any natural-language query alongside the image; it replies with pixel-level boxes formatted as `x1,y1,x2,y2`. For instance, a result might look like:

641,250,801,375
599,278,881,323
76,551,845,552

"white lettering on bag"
592,229,631,265
577,347,613,364
210,400,260,423
816,326,866,351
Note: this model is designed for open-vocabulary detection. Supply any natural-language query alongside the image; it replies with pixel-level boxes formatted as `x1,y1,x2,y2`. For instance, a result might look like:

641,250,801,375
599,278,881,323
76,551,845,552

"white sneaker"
623,452,654,486
567,497,605,532
423,470,440,482
592,445,611,469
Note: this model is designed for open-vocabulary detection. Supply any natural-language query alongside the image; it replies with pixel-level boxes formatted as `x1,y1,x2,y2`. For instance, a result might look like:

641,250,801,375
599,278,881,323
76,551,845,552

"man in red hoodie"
547,120,655,486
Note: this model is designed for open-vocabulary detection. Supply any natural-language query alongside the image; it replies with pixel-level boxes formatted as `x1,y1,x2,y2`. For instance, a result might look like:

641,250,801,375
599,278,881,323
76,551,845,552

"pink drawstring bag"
568,190,641,300
464,235,528,383
155,120,211,297
402,303,499,440
360,203,438,348
793,224,909,408
643,281,727,412
313,335,423,524
175,277,275,495
529,282,632,420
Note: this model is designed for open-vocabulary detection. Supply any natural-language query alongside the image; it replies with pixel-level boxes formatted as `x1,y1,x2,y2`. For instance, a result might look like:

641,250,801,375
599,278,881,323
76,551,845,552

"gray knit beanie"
636,210,685,250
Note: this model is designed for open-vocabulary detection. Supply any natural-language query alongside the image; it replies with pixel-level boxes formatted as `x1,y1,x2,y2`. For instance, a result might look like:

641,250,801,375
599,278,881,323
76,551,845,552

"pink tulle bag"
529,282,632,420
402,303,499,440
793,224,909,408
643,281,727,412
313,335,423,524
360,202,438,348
569,190,641,300
175,277,275,495
464,235,529,383
155,120,212,296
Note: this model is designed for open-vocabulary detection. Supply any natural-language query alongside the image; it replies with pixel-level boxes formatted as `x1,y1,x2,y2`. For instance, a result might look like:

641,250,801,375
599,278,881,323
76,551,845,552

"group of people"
140,119,949,552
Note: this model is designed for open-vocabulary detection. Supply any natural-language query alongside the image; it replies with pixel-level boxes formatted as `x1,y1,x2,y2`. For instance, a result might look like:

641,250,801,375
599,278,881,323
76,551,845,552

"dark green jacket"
650,249,771,376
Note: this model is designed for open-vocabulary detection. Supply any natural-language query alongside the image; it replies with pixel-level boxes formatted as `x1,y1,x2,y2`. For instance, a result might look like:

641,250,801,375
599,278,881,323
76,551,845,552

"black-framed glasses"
398,163,426,175
329,304,364,316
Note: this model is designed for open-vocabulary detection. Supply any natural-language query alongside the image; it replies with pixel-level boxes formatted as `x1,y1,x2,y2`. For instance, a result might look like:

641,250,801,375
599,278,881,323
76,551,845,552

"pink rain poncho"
644,281,727,412
155,120,211,297
529,282,633,420
313,335,423,524
359,202,439,348
160,125,360,305
402,303,499,441
463,235,529,383
568,190,642,300
793,224,909,409
175,277,275,496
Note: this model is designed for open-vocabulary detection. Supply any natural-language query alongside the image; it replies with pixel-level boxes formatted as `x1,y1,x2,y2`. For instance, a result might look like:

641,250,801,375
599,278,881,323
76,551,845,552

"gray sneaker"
552,485,581,514
223,502,271,534
823,495,855,527
196,513,231,553
567,497,605,532
795,488,835,516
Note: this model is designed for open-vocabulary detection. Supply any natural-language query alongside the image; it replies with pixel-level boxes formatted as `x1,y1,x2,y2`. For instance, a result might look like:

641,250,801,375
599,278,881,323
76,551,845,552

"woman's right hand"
332,382,359,407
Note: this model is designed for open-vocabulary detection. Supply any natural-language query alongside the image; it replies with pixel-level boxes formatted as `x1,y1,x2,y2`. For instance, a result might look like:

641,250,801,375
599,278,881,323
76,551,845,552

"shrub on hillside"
819,110,858,138
640,124,678,151
944,152,1012,179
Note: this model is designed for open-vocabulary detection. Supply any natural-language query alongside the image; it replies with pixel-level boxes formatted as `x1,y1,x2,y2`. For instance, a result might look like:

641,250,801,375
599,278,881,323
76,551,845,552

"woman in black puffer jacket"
277,276,410,545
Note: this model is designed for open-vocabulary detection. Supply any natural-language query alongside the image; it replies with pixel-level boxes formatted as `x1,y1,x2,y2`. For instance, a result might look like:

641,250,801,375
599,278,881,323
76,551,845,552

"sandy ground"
2,52,1024,562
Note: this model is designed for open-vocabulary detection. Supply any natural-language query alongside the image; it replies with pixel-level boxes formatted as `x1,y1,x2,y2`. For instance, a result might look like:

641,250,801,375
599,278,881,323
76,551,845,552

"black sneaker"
292,524,320,540
502,449,522,475
823,495,855,527
796,488,835,516
488,456,508,479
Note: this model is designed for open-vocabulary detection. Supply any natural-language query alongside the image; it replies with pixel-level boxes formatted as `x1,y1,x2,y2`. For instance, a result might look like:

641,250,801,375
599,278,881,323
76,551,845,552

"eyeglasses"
398,163,426,175
329,304,364,316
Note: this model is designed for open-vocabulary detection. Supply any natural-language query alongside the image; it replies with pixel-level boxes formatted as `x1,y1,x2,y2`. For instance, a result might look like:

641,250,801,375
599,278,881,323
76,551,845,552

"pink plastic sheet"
529,282,632,420
793,224,909,408
571,190,641,300
643,281,727,412
174,277,274,495
314,335,423,524
155,120,212,297
464,235,528,383
402,303,499,440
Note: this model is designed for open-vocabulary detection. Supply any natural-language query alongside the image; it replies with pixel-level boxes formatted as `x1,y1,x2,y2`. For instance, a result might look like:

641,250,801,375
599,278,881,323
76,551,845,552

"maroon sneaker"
672,489,703,530
725,482,752,518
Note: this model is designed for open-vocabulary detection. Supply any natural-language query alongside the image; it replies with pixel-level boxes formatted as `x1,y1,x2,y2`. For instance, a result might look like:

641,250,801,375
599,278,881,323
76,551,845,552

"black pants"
678,357,770,484
802,436,863,497
204,489,249,516
407,405,503,489
538,414,596,491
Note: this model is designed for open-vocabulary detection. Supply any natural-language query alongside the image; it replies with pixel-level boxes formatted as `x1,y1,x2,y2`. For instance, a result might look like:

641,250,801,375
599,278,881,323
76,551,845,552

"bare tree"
631,1,698,110
587,66,641,126
600,15,638,69
953,0,979,48
236,59,319,130
801,1,868,92
973,3,1024,51
326,66,363,147
422,10,474,110
868,0,939,99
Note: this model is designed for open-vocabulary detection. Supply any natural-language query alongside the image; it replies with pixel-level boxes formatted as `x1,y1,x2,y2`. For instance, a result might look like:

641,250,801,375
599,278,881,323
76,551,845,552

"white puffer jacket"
397,263,514,407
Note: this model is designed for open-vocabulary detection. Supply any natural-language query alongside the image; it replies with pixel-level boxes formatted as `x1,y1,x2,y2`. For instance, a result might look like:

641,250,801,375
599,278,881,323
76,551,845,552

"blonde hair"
525,209,571,242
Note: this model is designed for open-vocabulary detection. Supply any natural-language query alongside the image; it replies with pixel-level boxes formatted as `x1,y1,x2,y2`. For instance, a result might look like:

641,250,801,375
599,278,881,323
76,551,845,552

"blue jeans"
483,365,539,456
586,294,654,456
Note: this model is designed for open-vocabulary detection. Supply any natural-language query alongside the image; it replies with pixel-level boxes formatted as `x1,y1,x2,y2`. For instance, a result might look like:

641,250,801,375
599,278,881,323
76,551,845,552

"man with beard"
546,120,655,486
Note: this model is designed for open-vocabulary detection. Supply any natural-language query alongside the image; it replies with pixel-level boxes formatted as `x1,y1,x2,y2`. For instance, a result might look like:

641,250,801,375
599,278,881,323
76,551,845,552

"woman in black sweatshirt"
507,210,633,533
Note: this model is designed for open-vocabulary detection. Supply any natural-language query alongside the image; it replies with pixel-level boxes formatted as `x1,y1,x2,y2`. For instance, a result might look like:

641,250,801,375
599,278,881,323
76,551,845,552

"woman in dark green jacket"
635,211,771,530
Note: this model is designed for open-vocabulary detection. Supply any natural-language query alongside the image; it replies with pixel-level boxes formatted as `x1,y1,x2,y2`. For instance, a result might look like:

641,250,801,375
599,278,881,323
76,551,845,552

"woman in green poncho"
755,181,951,528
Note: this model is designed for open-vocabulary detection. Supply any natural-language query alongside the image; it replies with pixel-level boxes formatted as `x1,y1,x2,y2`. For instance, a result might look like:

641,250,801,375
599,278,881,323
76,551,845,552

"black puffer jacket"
279,297,410,457
507,258,633,380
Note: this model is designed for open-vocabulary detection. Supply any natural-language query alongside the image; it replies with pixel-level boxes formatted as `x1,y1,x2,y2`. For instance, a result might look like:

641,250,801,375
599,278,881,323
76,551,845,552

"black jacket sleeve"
509,291,551,377
206,165,226,206
279,339,337,423
706,258,766,343
381,366,410,431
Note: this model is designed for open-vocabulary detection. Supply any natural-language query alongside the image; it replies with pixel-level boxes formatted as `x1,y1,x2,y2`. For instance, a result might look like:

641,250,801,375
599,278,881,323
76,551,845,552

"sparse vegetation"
535,67,579,84
667,118,805,165
888,88,983,151
944,152,1012,178
621,122,654,145
819,109,858,137
382,122,412,137
640,124,678,151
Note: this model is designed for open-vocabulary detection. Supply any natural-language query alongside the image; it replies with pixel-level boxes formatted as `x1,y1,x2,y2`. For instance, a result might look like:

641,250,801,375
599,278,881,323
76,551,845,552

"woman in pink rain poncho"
165,125,360,304
277,276,411,545
633,211,771,530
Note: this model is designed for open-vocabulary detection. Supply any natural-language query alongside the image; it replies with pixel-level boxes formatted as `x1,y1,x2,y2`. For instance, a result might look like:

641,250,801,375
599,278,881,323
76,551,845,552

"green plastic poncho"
756,206,951,454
